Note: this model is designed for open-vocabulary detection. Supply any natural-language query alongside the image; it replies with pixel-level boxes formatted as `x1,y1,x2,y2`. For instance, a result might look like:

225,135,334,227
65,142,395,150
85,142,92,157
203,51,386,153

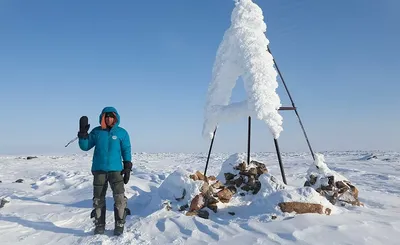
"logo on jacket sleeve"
112,135,118,140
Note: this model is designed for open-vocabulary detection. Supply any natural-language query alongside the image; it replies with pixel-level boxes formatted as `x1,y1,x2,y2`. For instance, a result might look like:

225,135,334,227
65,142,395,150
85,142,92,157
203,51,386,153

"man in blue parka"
77,106,132,236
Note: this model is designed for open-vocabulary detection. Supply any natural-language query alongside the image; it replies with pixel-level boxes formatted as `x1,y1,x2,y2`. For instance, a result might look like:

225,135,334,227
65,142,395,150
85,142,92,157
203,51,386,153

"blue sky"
0,0,399,155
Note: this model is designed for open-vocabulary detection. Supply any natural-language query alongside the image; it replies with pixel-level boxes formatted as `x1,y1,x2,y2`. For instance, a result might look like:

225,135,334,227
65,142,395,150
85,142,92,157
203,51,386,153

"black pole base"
247,116,251,164
274,138,287,185
204,127,217,176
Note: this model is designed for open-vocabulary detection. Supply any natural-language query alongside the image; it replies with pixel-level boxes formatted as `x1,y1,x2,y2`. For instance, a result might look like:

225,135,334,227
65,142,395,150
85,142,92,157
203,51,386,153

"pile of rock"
175,153,361,219
182,160,269,218
305,174,362,206
304,153,362,207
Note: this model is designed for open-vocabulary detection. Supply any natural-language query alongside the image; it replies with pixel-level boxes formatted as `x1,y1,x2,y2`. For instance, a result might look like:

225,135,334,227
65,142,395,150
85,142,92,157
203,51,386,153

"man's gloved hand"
121,161,132,184
78,116,90,139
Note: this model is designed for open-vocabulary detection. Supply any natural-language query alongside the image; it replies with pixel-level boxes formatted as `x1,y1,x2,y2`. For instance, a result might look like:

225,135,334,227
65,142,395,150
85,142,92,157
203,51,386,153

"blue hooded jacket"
79,107,132,172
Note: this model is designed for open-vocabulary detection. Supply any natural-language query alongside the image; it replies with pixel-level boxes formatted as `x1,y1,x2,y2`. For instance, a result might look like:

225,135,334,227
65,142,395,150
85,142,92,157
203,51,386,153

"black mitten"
121,161,132,184
78,116,90,139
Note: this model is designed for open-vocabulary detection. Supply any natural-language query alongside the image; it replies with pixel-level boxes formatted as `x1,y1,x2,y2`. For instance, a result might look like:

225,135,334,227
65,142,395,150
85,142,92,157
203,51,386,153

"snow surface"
202,0,283,140
1,151,399,244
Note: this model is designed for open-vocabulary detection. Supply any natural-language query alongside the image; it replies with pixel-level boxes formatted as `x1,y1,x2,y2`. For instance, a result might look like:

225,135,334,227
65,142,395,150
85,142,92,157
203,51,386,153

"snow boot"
91,207,106,235
113,207,131,236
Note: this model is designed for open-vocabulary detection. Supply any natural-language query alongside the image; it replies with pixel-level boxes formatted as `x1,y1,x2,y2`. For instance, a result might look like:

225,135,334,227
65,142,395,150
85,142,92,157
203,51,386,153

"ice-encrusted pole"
202,0,283,140
202,0,287,182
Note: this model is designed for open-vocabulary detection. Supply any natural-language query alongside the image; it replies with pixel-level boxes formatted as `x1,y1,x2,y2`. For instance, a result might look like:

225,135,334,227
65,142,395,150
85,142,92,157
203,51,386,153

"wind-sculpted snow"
0,151,399,244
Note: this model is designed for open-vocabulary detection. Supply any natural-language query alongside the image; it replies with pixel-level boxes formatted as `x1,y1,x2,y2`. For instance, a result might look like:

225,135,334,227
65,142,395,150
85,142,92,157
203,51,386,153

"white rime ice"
202,0,283,139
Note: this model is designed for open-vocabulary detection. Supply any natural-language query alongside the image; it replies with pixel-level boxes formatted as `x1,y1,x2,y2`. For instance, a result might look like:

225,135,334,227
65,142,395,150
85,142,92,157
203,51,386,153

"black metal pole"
204,127,217,176
267,46,315,161
274,138,287,184
247,116,251,165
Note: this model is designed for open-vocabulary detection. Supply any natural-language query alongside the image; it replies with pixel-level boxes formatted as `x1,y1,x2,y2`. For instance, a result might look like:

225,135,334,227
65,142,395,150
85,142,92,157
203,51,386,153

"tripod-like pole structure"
267,46,315,161
202,47,315,184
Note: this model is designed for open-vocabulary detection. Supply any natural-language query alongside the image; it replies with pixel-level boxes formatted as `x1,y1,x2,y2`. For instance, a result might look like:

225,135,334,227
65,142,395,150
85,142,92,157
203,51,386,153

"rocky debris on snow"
14,179,24,183
304,153,363,206
186,209,209,219
0,180,2,183
180,153,338,218
189,171,207,181
279,202,331,215
26,156,38,160
161,153,338,220
163,201,172,211
0,198,10,208
183,159,271,219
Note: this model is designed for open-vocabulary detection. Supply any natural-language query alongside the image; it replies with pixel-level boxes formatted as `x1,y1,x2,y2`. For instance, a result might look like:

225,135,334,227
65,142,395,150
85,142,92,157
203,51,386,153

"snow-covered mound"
305,153,362,206
31,170,91,195
157,168,204,209
305,153,348,187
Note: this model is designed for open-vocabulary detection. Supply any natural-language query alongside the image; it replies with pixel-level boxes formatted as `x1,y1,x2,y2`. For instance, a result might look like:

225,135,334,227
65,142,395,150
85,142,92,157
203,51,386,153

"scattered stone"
208,176,217,181
26,156,37,160
175,189,187,201
206,196,219,213
359,153,378,161
233,176,244,187
278,202,331,215
217,186,236,203
185,210,209,219
189,193,206,212
179,204,189,211
271,215,277,220
189,171,206,181
304,174,317,187
224,173,236,182
234,161,247,172
163,201,172,211
366,155,378,160
197,210,209,219
0,198,10,208
14,179,24,183
211,181,224,189
228,212,235,216
186,211,197,216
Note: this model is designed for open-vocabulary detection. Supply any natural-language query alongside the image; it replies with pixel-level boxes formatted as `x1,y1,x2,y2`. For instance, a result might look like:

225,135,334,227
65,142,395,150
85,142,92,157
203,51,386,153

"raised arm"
79,130,96,151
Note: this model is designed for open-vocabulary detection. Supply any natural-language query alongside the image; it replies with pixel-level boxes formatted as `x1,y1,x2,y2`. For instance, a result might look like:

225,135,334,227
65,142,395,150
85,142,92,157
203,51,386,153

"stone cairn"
177,160,268,219
179,159,335,219
304,174,362,206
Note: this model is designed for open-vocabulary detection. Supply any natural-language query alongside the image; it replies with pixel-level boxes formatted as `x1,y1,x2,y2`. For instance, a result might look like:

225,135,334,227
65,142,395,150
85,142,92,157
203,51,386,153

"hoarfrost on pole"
202,0,283,139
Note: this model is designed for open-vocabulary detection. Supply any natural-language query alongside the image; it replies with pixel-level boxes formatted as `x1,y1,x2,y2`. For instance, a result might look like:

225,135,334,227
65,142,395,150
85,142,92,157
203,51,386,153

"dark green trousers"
92,171,127,223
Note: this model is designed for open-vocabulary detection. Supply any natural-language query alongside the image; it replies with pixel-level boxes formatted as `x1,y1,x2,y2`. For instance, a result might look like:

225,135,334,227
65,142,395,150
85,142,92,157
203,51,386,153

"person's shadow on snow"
11,195,116,212
0,215,88,237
